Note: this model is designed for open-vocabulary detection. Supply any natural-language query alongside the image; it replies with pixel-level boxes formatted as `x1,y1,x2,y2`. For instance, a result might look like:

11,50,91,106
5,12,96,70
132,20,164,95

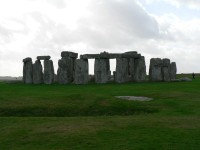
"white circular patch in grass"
115,96,153,101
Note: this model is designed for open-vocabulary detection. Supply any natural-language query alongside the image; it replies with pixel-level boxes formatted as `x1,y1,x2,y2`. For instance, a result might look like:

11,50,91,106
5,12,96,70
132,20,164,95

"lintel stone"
61,51,78,58
37,56,51,60
80,52,141,59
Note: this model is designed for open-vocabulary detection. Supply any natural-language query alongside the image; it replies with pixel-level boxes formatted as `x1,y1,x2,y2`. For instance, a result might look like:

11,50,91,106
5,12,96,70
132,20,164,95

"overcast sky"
0,0,200,76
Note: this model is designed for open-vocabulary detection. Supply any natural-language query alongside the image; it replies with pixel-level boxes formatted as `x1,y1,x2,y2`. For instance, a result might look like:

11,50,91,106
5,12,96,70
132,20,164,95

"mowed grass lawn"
0,75,200,149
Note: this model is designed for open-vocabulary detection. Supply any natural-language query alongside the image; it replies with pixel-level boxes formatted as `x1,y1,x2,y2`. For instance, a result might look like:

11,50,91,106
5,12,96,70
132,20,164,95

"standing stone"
115,58,129,83
33,60,43,84
74,59,89,84
94,58,110,83
134,56,146,82
43,60,54,84
57,57,74,84
170,62,177,80
149,58,163,81
162,58,171,81
23,57,33,84
128,58,135,81
57,51,78,84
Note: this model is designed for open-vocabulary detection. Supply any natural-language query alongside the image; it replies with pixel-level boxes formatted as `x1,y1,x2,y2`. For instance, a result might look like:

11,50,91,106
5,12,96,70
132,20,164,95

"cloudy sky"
0,0,200,76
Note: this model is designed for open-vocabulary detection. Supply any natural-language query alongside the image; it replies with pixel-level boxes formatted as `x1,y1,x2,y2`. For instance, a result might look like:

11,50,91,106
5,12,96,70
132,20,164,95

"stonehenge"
23,51,177,85
149,58,177,82
23,56,54,84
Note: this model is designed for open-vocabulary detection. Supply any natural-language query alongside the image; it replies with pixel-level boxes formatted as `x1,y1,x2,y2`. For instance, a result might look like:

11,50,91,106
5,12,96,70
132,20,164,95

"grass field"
0,74,200,149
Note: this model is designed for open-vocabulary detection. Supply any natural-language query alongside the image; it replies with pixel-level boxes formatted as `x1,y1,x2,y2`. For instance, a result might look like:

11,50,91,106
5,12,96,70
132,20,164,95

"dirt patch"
115,96,153,101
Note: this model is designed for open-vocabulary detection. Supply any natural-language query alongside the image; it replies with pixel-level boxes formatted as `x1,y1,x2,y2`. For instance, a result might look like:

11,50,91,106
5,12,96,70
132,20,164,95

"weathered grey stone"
37,56,51,60
149,58,163,81
124,51,137,54
80,52,141,59
57,57,74,84
33,60,43,84
23,58,33,84
61,51,78,58
128,58,135,80
115,58,129,83
134,56,146,82
162,58,171,81
171,77,191,82
94,58,110,83
74,59,89,84
43,60,54,84
170,62,177,80
23,57,32,63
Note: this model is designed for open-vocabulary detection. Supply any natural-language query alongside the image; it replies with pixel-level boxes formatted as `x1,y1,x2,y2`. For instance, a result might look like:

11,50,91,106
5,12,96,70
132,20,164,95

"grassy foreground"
0,75,200,149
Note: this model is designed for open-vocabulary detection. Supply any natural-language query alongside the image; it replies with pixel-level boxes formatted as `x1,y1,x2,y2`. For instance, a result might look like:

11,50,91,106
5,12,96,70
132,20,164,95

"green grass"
0,74,200,149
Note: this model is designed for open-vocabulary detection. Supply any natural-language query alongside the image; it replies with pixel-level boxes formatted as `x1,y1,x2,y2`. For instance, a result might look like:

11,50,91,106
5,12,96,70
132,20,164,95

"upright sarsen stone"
149,58,163,81
94,58,110,83
170,62,177,80
23,57,33,84
162,58,171,81
57,57,74,84
115,58,129,83
128,58,135,81
134,56,146,82
33,60,43,84
74,59,89,84
57,51,78,84
44,60,54,84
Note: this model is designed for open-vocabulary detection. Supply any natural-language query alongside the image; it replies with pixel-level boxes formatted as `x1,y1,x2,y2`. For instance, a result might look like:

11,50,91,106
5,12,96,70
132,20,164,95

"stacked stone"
115,52,146,83
23,57,33,84
23,56,54,84
149,58,177,81
74,59,89,84
23,51,179,85
33,56,54,84
57,51,78,84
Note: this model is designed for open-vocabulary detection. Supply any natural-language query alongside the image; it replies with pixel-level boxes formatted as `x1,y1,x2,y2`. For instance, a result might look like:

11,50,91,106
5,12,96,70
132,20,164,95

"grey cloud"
13,0,160,51
67,0,160,49
47,0,66,8
0,18,28,44
172,0,200,7
0,25,13,44
29,0,66,8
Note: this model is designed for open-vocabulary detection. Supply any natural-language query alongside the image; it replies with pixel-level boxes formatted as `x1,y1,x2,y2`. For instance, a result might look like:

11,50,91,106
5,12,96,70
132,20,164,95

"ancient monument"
149,58,177,81
23,56,54,84
23,51,177,84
